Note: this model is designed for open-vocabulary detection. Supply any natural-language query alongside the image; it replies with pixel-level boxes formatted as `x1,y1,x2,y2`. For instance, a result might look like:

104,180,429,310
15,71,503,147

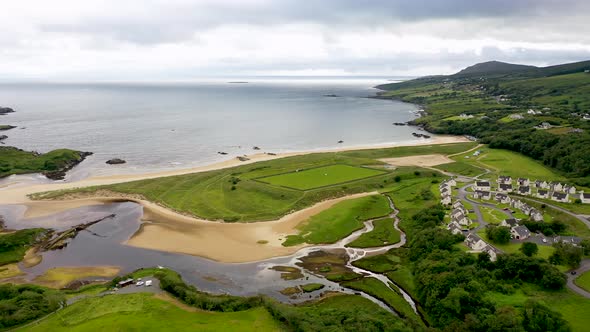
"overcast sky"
1,0,589,80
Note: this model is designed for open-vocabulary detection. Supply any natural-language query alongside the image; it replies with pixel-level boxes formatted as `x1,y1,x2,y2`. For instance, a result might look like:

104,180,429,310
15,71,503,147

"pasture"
257,164,385,190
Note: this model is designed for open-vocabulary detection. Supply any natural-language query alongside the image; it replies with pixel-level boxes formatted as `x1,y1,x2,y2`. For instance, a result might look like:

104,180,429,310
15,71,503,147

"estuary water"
0,77,419,178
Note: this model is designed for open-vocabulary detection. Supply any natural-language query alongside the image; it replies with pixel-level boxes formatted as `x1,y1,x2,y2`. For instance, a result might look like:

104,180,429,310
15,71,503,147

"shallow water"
0,78,420,179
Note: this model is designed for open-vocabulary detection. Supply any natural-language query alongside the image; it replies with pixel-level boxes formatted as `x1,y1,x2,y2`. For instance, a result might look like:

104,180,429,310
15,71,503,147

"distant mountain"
454,61,537,76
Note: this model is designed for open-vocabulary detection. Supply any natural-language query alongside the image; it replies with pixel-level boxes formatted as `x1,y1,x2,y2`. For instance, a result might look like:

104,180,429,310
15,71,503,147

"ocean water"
0,77,421,178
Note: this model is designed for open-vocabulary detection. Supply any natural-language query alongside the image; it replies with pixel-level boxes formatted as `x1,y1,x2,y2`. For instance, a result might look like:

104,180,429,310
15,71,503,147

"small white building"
474,181,491,192
563,185,577,195
535,180,549,189
441,193,452,206
500,218,518,228
498,183,513,193
474,190,491,200
551,192,569,203
517,178,530,186
447,221,463,235
511,225,531,240
530,209,544,222
452,212,472,227
537,190,549,199
581,193,590,204
518,186,531,195
495,193,511,204
550,182,564,192
498,176,512,185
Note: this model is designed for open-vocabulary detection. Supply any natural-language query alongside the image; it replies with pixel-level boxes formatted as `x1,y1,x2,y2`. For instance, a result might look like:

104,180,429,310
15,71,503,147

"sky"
1,0,589,80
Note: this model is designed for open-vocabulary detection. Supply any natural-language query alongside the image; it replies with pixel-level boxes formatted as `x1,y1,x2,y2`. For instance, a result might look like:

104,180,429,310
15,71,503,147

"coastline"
0,134,468,263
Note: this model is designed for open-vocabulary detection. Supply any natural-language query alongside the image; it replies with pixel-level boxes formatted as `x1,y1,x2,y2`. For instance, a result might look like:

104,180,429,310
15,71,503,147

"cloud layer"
1,0,589,80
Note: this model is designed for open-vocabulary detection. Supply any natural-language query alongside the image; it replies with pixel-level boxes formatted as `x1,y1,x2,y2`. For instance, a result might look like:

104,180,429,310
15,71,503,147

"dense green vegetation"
283,195,391,246
257,164,386,190
0,147,87,178
0,283,65,329
0,229,45,265
37,142,475,222
377,60,590,182
347,217,400,248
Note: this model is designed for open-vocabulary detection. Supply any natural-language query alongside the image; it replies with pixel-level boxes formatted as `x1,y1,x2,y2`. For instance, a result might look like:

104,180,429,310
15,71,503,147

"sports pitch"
257,164,387,190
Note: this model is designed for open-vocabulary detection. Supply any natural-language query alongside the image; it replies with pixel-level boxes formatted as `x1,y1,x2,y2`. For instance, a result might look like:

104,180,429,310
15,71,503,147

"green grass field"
347,217,400,248
0,228,45,266
479,206,509,224
257,164,385,190
0,147,85,178
282,195,391,246
37,143,475,222
433,161,485,177
19,293,283,332
574,270,590,292
452,147,566,180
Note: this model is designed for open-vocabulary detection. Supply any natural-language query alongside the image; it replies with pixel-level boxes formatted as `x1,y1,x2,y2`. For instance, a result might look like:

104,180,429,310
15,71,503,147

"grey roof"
503,218,518,227
518,186,530,193
475,190,490,197
512,225,531,238
538,189,548,195
583,193,590,199
465,233,483,246
499,184,513,190
499,175,511,180
476,181,490,186
495,193,508,200
552,192,567,199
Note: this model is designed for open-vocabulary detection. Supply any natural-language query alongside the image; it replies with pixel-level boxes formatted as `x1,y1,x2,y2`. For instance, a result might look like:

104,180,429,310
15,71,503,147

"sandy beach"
0,135,469,263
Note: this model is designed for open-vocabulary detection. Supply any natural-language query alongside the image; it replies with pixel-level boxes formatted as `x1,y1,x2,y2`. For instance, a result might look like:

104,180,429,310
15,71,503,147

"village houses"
517,178,530,186
495,193,511,204
498,183,513,193
473,190,491,200
551,192,569,203
582,193,590,204
474,181,491,192
511,225,531,240
536,189,549,199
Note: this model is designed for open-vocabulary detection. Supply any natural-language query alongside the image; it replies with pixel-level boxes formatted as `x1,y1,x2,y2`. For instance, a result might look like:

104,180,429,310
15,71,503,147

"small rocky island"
106,158,126,165
0,107,15,115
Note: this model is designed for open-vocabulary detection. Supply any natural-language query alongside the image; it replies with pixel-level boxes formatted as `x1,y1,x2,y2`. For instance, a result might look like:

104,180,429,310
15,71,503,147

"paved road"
566,259,590,299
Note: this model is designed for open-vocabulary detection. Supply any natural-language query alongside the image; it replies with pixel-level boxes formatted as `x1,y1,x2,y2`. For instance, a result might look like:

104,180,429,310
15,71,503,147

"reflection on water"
0,202,346,303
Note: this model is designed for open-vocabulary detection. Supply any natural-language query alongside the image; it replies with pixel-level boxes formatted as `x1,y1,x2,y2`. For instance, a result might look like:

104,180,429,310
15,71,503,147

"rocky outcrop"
0,107,14,115
0,135,7,142
43,151,93,180
106,158,126,165
0,125,16,131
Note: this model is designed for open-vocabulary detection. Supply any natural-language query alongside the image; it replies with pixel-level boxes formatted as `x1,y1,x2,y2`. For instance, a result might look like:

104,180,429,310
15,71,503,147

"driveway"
566,259,590,299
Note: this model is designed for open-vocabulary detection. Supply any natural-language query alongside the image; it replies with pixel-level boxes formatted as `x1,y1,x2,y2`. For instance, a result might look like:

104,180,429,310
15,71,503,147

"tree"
550,242,583,269
522,300,571,332
486,225,511,244
520,243,539,257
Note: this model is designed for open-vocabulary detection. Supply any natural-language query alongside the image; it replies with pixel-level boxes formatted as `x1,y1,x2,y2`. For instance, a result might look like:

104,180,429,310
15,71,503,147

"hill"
454,60,536,76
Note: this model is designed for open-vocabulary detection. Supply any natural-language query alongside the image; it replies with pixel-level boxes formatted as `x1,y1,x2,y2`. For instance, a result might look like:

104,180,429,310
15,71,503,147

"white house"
534,180,549,189
498,183,513,193
536,190,549,199
551,192,569,203
475,181,491,192
495,193,511,204
460,113,474,119
500,218,518,228
509,114,524,120
498,176,512,185
550,182,564,192
441,193,452,206
517,178,530,186
447,221,463,235
452,200,464,210
518,186,531,195
452,212,472,227
465,234,500,261
530,209,544,222
474,191,491,200
451,208,466,220
511,225,531,240
581,193,590,204
563,185,577,195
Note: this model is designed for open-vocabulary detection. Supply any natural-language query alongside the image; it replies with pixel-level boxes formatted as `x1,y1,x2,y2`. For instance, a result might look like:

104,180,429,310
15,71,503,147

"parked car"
145,280,153,287
571,271,577,275
136,281,144,286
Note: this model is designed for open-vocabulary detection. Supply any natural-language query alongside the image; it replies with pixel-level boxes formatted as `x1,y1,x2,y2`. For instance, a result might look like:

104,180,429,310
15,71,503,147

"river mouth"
0,198,418,316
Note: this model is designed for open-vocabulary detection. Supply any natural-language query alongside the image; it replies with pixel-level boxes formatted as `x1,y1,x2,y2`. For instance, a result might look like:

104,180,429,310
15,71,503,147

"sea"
0,77,421,180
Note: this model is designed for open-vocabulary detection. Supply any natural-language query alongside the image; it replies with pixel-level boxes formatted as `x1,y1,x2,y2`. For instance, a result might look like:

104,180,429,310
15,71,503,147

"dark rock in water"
337,140,344,144
323,94,340,97
218,151,228,155
422,134,431,138
106,158,126,165
253,146,261,150
0,107,15,115
393,122,406,126
44,151,93,180
267,152,277,156
237,156,250,162
0,135,7,141
0,125,16,131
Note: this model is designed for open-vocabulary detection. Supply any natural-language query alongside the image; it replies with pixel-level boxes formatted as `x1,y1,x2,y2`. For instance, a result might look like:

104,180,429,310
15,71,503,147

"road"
566,259,590,298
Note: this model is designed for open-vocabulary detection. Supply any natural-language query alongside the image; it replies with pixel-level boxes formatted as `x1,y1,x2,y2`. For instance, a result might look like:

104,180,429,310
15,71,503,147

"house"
511,225,531,240
530,209,544,222
563,185,576,195
536,122,551,129
447,178,457,187
552,236,582,247
451,208,466,219
498,176,512,185
498,183,513,193
509,114,524,120
500,218,519,228
537,189,549,199
441,194,452,206
511,199,524,209
518,186,531,195
460,113,474,119
581,193,590,204
452,212,471,227
452,200,464,210
534,180,549,189
521,204,533,216
447,221,463,235
551,192,569,203
465,234,500,261
474,190,491,200
517,178,530,186
527,109,540,115
440,187,450,195
117,278,134,288
550,182,564,192
495,193,511,204
475,181,491,191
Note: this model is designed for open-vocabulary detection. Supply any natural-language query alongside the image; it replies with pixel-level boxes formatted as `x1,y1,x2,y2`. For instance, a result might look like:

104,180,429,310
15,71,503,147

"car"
571,271,577,275
503,208,509,211
542,238,547,243
136,281,144,286
145,280,153,287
